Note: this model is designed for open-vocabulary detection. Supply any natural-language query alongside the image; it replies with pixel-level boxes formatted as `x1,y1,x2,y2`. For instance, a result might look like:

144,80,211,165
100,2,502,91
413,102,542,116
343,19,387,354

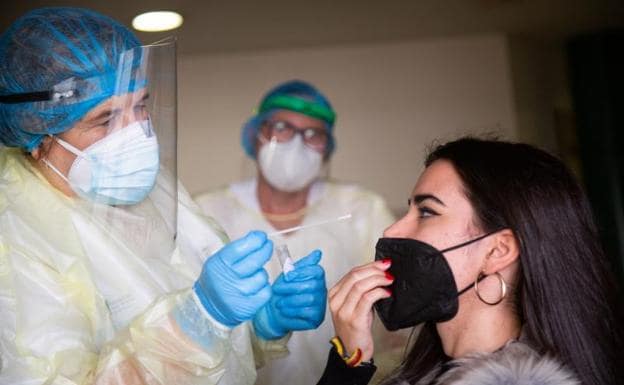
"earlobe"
30,143,45,161
30,147,41,160
30,136,52,161
483,229,520,275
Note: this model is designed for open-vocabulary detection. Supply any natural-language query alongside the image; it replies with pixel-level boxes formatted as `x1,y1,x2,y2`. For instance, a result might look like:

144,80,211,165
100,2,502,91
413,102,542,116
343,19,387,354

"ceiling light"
132,11,183,32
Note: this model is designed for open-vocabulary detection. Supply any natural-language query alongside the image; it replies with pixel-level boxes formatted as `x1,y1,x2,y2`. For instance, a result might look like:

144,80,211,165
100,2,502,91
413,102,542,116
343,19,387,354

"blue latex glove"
253,250,327,340
194,231,273,327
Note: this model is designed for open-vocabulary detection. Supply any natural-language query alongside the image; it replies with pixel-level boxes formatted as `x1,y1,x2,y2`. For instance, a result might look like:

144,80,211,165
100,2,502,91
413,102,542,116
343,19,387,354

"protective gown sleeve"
94,290,235,384
250,331,291,370
0,231,244,385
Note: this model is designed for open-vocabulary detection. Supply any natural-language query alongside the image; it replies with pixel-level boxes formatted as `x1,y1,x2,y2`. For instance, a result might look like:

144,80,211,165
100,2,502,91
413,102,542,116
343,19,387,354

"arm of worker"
0,230,274,385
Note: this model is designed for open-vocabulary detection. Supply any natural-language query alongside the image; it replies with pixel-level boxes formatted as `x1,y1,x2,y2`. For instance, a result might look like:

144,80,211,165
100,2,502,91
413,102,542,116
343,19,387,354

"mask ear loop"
457,275,485,297
442,229,505,298
439,229,501,254
49,135,85,158
41,157,70,183
41,135,83,183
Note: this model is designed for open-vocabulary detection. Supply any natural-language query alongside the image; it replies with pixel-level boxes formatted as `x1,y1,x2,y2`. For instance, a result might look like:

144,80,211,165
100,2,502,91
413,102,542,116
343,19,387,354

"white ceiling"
2,0,624,54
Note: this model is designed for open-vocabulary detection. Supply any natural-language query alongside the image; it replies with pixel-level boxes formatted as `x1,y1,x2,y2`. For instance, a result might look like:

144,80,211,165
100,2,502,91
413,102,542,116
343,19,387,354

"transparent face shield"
0,38,181,329
15,38,179,257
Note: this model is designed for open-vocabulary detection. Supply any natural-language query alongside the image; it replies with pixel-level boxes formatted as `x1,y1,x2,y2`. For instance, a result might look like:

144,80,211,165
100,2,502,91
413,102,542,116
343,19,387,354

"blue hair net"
241,80,337,158
0,7,142,150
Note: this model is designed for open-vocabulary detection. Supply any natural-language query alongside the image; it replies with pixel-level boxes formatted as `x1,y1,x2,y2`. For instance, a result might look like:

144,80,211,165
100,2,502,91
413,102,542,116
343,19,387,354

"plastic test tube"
274,244,295,281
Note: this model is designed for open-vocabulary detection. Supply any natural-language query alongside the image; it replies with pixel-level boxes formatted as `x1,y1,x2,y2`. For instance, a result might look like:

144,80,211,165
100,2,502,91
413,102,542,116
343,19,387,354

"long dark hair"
385,137,623,385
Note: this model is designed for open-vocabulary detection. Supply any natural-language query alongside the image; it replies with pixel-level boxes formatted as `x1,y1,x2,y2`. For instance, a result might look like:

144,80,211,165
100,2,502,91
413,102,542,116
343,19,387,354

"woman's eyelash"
418,206,439,217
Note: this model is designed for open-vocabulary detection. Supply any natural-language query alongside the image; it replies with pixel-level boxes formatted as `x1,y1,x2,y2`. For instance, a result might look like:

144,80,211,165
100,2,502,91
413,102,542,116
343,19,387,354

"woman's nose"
383,215,410,238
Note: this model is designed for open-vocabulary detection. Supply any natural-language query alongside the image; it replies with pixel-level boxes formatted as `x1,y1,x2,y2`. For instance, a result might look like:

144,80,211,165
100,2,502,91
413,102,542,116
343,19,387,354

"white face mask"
43,120,160,205
257,135,323,192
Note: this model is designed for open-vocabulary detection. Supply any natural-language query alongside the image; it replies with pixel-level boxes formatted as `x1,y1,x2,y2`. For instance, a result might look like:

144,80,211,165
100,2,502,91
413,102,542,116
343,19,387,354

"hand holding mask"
327,260,393,362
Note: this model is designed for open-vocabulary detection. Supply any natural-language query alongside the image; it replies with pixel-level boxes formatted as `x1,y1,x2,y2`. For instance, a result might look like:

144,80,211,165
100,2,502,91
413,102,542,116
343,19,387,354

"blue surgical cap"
0,7,142,150
241,80,337,158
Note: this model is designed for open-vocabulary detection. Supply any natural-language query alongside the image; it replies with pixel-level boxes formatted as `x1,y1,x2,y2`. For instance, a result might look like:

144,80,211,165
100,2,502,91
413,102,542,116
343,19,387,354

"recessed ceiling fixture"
132,11,183,32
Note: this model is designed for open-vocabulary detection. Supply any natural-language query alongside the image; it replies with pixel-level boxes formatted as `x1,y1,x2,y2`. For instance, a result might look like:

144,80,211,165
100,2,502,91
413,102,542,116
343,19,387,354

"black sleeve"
316,347,377,385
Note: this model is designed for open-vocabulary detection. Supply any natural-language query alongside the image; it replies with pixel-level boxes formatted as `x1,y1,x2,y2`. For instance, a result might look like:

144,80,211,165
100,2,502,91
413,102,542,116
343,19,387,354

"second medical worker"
196,80,402,385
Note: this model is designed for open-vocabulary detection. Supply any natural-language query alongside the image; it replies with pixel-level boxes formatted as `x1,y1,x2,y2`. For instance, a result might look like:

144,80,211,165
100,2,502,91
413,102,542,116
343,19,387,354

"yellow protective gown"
0,149,287,385
195,178,409,385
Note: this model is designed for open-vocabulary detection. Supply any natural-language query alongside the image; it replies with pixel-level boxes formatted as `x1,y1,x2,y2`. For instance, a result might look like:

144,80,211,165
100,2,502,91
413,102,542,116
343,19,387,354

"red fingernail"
385,272,394,281
382,258,392,265
385,288,393,296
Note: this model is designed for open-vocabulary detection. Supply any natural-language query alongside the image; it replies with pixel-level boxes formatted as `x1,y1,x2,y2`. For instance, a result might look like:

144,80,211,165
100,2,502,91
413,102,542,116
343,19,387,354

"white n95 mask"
44,120,160,205
258,135,323,192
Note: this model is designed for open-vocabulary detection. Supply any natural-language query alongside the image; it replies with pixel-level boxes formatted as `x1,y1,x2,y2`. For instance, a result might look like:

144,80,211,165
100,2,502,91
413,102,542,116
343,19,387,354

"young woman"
318,137,623,385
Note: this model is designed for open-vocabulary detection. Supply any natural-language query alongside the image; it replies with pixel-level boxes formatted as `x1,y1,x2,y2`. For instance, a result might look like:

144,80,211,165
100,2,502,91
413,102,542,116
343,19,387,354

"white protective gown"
0,149,287,385
195,178,409,385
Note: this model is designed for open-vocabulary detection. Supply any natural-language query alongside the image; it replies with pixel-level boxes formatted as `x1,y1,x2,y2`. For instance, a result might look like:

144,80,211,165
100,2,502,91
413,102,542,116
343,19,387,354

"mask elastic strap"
445,229,505,297
49,134,85,158
41,134,85,183
439,229,502,254
41,158,70,183
457,275,486,297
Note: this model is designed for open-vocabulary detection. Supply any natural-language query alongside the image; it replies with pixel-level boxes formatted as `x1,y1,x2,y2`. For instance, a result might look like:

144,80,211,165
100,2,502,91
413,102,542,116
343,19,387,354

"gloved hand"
194,231,273,328
253,250,327,340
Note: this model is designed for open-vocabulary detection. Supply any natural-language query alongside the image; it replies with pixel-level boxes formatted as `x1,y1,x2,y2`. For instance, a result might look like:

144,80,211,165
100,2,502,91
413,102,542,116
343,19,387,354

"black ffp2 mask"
373,233,495,331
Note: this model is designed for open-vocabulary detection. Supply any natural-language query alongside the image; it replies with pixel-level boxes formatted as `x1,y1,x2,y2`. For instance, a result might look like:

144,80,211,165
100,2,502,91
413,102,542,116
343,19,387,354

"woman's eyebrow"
412,194,446,207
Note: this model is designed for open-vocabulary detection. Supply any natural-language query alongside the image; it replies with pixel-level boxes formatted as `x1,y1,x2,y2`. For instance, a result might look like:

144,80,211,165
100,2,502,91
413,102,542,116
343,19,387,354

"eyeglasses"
260,120,328,152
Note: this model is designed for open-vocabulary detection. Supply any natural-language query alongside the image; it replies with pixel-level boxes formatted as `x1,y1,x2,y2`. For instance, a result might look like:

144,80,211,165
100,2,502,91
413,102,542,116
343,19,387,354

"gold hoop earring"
474,272,507,305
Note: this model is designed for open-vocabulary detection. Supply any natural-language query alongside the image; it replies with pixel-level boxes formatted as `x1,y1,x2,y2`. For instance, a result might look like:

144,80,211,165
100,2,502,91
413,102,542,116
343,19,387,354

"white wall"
178,35,518,214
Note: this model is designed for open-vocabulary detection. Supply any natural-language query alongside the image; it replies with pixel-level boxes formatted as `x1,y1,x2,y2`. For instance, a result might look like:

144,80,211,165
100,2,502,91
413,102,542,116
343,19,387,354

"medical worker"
0,8,326,385
195,80,402,385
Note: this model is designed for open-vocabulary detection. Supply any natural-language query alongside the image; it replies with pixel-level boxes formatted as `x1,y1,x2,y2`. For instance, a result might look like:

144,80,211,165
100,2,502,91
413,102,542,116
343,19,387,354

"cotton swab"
268,213,352,237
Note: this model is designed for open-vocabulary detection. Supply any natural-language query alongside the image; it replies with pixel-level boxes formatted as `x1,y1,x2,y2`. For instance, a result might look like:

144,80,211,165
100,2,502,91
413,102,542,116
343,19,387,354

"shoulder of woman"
433,342,580,385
